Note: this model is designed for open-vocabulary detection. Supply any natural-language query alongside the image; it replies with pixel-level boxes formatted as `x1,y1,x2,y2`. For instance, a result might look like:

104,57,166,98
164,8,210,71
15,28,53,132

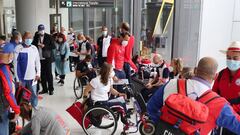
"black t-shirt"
76,61,89,73
77,40,91,53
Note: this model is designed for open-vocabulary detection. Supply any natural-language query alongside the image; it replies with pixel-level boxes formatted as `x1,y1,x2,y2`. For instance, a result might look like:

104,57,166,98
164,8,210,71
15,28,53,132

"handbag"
66,102,91,128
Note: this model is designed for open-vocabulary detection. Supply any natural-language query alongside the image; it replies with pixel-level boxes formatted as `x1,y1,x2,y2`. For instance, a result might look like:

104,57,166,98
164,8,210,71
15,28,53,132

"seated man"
141,54,170,102
147,57,240,134
18,100,70,135
76,55,96,85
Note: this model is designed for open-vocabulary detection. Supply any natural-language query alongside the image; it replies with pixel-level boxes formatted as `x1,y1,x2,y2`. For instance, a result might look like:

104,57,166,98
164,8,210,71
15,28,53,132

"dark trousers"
141,86,159,102
98,56,107,67
40,60,54,92
124,62,131,80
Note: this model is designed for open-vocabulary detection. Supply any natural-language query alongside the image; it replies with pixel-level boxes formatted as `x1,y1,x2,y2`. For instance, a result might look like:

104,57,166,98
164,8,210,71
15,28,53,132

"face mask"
58,38,63,43
227,60,240,71
109,70,115,78
8,58,13,63
102,31,108,36
25,39,32,46
39,30,45,35
168,66,174,72
122,40,128,47
18,38,23,44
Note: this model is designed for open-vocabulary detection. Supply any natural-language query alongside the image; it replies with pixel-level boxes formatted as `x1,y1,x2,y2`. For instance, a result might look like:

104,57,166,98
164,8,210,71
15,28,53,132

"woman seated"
83,63,132,126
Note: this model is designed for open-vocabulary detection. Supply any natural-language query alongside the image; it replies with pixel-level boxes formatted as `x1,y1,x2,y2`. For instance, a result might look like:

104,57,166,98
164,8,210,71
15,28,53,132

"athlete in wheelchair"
74,55,97,99
81,63,134,135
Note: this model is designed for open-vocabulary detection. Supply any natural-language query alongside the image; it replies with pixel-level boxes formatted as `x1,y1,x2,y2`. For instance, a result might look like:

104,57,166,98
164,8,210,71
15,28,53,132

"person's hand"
11,113,20,122
113,76,119,82
34,76,40,81
38,43,45,48
146,83,153,89
119,93,127,99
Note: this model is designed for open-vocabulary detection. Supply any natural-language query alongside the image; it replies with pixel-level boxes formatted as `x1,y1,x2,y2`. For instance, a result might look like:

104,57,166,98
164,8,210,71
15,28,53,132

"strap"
177,79,187,96
197,90,220,104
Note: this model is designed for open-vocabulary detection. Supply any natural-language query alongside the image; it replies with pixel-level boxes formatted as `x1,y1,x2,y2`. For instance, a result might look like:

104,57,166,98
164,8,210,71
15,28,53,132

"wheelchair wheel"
82,106,117,135
73,78,83,99
139,120,155,135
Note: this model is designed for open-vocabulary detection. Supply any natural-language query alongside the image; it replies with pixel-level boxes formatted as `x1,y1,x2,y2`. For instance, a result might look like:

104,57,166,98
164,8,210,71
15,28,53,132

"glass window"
49,0,55,8
70,8,84,33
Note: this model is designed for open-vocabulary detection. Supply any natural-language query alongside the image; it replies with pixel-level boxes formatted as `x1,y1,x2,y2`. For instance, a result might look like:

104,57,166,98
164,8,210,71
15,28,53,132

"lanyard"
191,77,211,89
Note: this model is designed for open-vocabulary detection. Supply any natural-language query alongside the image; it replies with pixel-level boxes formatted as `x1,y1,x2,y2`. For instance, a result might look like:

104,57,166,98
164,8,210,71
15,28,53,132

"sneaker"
57,80,61,84
55,76,60,80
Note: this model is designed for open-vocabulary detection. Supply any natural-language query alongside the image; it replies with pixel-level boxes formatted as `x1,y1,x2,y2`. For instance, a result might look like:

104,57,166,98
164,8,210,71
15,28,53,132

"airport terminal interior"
1,0,240,135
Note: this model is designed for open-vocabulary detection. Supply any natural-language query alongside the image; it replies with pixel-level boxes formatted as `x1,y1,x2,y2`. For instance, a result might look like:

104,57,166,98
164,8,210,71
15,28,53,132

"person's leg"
40,60,48,93
26,80,38,108
124,62,131,80
46,59,54,93
0,111,9,135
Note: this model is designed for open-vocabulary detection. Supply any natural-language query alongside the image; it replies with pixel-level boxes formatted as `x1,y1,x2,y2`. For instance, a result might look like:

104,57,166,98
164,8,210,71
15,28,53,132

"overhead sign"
60,0,114,8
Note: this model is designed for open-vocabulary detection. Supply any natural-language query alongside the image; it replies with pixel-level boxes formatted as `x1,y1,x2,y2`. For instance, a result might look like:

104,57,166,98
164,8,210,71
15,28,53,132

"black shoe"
57,80,61,84
49,91,54,95
39,91,48,95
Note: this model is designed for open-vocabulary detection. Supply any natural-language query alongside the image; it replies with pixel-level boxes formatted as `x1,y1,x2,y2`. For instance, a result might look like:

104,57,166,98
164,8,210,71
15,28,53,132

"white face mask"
102,31,108,36
122,40,128,47
39,30,45,35
168,66,174,72
109,70,115,78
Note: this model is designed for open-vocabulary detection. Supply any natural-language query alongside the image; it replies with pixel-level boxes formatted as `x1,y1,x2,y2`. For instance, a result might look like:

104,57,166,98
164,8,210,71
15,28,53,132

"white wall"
15,0,68,34
199,0,236,70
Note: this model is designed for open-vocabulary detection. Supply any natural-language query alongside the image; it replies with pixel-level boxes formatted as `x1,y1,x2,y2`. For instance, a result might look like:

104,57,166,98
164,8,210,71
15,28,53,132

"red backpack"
156,79,221,135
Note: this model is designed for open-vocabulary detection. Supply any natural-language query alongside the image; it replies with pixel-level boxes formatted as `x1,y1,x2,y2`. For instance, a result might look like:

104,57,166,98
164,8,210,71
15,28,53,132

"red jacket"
213,68,240,112
124,36,138,72
107,38,125,71
0,65,20,114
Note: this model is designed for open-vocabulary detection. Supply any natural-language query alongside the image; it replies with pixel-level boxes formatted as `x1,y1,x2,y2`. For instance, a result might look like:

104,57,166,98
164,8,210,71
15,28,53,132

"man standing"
213,41,240,135
0,43,20,135
14,32,41,107
32,24,55,95
97,26,111,67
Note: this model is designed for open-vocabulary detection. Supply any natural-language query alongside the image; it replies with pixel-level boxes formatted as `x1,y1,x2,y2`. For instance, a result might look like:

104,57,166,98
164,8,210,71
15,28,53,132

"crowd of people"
0,21,240,135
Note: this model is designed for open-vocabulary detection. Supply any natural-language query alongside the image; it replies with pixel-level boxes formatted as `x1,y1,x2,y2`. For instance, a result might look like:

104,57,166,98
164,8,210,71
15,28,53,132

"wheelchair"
73,75,89,99
81,98,120,135
118,78,155,135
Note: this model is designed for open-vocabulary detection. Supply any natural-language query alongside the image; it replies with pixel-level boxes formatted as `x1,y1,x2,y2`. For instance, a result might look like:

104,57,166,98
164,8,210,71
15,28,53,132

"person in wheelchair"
75,55,97,85
83,63,133,127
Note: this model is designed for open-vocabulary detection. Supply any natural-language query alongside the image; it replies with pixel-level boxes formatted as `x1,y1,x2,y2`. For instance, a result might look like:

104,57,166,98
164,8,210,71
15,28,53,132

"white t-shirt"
90,76,113,101
102,35,111,57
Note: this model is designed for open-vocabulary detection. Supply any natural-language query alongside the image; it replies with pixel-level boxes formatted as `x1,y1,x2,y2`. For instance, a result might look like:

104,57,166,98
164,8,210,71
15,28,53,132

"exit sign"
60,0,114,8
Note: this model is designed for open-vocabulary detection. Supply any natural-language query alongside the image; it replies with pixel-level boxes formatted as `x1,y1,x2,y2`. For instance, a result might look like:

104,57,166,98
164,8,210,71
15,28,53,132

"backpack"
156,79,220,135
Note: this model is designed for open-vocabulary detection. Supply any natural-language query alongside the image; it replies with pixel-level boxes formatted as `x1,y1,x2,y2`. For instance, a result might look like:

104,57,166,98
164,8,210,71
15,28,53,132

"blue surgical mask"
227,60,240,71
25,39,32,46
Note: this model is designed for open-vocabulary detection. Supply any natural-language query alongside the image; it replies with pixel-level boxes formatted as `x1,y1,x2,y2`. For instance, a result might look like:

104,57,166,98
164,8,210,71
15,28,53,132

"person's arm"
35,48,41,79
216,103,240,134
147,84,166,123
85,42,91,54
107,44,115,65
14,47,20,82
0,69,20,114
64,42,70,60
31,117,41,135
110,87,126,98
83,84,94,98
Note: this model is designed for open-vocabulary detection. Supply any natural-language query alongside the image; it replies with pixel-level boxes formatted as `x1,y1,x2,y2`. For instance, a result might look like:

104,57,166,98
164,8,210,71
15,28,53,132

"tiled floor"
38,72,140,135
